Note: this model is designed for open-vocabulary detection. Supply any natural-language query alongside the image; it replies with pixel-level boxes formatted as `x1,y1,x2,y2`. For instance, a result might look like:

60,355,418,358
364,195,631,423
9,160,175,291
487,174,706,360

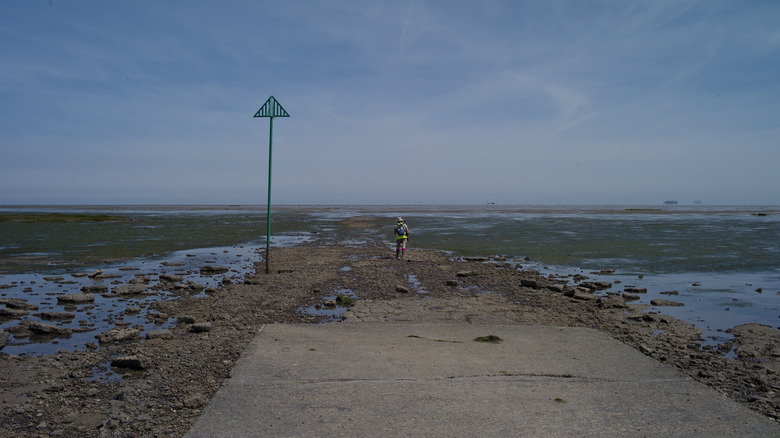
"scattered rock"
34,311,75,320
147,329,173,340
651,299,684,307
57,293,95,304
463,257,489,262
395,285,410,293
177,315,196,324
598,296,627,309
570,291,599,301
660,290,679,295
160,274,183,282
111,355,150,370
87,269,103,278
96,327,141,343
521,279,542,289
43,276,64,282
579,281,612,291
29,321,72,336
81,285,108,293
112,284,148,295
0,330,8,348
190,322,212,333
0,298,38,310
622,293,641,301
624,287,647,294
639,344,654,355
200,266,230,275
183,393,209,408
456,271,479,277
0,307,29,318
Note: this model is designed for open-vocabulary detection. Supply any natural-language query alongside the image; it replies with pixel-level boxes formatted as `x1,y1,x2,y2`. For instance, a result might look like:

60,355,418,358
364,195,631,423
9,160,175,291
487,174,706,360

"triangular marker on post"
254,96,290,118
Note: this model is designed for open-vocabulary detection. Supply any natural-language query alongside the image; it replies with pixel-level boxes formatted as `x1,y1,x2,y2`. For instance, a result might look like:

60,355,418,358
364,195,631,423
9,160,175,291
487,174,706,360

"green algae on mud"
0,213,127,223
0,209,313,274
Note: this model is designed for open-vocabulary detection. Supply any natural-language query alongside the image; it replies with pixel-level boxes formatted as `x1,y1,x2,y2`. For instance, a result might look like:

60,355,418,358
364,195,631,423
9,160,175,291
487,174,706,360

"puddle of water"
407,274,429,294
298,288,358,322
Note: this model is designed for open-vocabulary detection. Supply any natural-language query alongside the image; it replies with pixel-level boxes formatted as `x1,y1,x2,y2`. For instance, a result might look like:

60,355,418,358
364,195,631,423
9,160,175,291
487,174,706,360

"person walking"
394,217,409,259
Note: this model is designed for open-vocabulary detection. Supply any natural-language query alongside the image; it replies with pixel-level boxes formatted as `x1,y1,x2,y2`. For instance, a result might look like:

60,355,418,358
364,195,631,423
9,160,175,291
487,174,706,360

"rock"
200,266,230,275
624,287,647,294
29,321,71,336
622,293,640,301
34,311,75,320
146,329,173,340
187,282,205,292
43,276,64,282
183,393,209,408
0,330,8,349
96,327,141,344
111,355,150,370
579,281,612,291
81,285,108,293
727,323,780,358
456,271,478,277
159,274,183,282
660,290,679,295
129,276,151,284
57,293,95,304
463,257,489,262
598,296,627,309
395,285,410,293
546,284,565,293
87,269,103,278
0,307,28,318
521,279,542,289
0,298,38,310
125,307,141,315
445,280,458,286
571,291,599,301
112,284,148,295
177,315,196,324
639,344,654,355
596,269,615,275
651,299,684,307
190,322,212,333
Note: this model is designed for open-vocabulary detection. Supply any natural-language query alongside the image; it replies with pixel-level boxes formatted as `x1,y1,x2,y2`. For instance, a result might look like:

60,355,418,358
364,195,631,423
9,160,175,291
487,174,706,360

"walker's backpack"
396,223,406,236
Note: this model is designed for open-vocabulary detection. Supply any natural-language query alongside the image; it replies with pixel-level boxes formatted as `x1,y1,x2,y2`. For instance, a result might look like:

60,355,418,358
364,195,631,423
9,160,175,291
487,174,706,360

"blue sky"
2,0,779,205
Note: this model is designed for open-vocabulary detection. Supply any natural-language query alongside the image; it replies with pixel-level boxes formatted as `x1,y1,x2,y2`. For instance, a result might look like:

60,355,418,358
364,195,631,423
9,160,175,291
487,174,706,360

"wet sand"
0,216,778,436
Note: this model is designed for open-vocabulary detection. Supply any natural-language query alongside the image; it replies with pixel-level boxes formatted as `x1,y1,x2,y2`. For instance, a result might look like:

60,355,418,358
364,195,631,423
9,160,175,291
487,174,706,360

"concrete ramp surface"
186,323,778,437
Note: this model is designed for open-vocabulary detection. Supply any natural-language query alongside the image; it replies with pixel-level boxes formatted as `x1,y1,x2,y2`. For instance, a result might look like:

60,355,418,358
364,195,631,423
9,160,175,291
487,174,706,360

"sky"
1,0,779,206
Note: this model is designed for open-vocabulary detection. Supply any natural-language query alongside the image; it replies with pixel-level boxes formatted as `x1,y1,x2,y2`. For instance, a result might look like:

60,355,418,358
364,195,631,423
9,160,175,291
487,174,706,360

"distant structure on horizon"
694,201,702,205
664,200,678,205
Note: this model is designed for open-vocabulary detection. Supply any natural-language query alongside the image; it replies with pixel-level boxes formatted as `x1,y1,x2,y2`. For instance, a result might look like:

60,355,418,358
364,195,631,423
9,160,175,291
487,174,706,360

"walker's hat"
397,217,403,222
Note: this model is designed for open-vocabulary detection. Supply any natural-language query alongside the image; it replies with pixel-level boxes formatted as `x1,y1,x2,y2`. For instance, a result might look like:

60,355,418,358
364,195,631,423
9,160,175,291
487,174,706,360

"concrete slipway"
186,323,779,437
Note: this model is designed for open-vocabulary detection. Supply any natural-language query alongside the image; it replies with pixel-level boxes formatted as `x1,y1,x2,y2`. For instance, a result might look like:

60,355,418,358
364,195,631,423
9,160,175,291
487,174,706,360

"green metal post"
253,96,289,275
265,116,273,274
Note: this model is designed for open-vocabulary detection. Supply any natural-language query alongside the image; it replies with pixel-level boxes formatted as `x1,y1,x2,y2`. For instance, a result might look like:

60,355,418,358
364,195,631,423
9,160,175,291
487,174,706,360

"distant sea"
1,204,779,355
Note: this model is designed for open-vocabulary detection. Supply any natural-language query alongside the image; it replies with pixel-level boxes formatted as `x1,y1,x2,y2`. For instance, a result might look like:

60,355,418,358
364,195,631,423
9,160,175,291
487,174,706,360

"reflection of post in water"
253,96,290,274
